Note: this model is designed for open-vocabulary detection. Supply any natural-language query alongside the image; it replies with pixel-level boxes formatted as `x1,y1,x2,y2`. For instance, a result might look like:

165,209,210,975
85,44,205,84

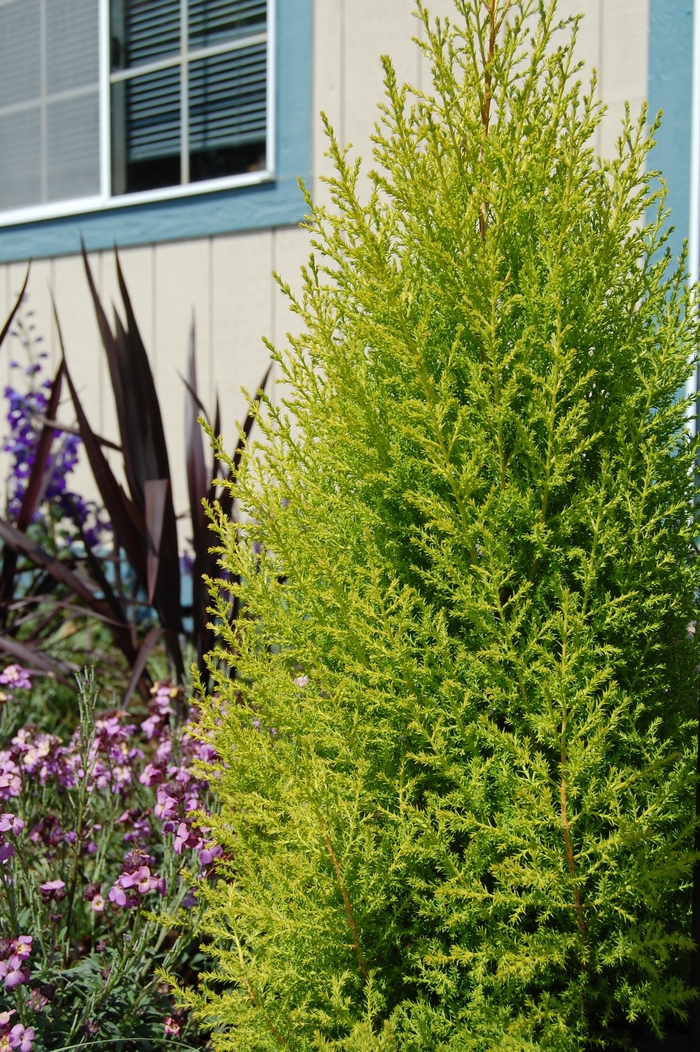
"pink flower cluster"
108,849,166,908
0,1018,35,1052
0,665,32,691
0,813,23,864
1,710,144,800
0,938,31,991
138,683,221,870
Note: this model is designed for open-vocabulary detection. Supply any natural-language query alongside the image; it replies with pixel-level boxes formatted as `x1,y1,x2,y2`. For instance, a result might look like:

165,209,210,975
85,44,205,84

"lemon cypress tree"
183,1,700,1047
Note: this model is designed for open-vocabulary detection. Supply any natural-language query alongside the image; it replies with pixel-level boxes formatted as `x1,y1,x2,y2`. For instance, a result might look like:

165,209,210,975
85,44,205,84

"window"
0,0,272,218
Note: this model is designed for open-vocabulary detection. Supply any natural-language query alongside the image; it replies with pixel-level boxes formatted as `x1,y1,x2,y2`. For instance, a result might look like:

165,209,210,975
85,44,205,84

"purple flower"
199,841,223,866
0,814,24,834
0,665,31,690
139,763,163,787
108,883,128,908
174,822,201,855
39,879,66,903
0,843,15,864
25,989,47,1011
163,1016,181,1036
154,790,178,820
0,957,28,990
11,937,32,961
140,714,162,740
9,1023,35,1051
0,756,21,799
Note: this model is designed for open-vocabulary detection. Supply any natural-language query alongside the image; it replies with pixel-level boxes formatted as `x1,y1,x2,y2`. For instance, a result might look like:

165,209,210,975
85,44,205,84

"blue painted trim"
0,0,312,263
648,0,694,264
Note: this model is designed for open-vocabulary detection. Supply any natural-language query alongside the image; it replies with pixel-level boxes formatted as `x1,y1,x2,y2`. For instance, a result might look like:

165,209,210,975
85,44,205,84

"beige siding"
0,0,650,529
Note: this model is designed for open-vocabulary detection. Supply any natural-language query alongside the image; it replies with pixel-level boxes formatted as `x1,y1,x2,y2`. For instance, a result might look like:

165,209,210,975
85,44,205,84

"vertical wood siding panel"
153,239,211,526
211,228,274,455
313,0,343,204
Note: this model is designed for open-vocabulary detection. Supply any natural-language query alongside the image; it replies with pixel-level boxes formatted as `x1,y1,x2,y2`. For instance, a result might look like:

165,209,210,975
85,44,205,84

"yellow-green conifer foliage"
185,2,700,1047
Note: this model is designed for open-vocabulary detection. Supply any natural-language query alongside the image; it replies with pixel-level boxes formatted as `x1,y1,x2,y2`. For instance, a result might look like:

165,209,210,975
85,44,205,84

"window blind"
111,0,268,195
0,0,100,211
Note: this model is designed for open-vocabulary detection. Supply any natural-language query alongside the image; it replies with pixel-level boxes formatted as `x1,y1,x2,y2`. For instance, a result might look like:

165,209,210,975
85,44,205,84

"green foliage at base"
185,1,700,1047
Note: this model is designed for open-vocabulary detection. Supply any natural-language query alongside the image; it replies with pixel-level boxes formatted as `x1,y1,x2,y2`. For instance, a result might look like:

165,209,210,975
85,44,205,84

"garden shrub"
0,667,218,1049
186,0,700,1048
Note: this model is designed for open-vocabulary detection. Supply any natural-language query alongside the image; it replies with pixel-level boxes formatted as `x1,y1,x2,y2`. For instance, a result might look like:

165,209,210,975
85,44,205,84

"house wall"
0,0,653,535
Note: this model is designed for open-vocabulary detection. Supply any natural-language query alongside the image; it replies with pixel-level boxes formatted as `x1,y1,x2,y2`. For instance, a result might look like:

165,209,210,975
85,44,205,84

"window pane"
0,108,41,209
111,66,181,194
47,93,100,201
189,43,265,182
0,0,40,108
111,0,180,71
47,0,99,93
188,0,265,49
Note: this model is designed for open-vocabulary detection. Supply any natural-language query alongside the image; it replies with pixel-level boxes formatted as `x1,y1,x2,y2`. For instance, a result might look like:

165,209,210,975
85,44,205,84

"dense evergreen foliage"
185,2,700,1047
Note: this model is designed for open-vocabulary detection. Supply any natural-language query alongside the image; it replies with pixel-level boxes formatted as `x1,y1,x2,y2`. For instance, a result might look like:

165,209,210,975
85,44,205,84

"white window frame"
0,0,275,228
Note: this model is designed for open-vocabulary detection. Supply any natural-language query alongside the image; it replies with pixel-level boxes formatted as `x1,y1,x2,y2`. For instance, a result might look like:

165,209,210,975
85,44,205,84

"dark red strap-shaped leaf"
180,375,211,426
63,497,137,664
145,479,169,605
0,267,29,350
63,358,148,588
0,634,75,686
123,625,161,707
0,517,102,605
81,245,142,506
114,248,172,483
32,416,121,452
112,250,182,668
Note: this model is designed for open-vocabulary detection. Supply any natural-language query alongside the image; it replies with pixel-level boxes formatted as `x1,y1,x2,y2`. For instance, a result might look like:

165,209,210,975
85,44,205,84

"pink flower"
0,814,23,835
0,957,28,989
140,714,162,740
0,757,21,799
25,989,47,1011
139,763,163,787
294,675,309,688
9,1023,35,1051
199,842,223,866
108,883,127,907
90,894,105,913
154,792,178,820
0,665,32,690
0,1009,15,1026
163,1016,180,1036
39,879,66,903
12,937,32,960
174,822,200,855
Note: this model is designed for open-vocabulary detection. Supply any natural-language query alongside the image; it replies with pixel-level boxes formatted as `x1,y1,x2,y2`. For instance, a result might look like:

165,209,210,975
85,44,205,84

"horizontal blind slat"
188,42,266,151
188,0,265,48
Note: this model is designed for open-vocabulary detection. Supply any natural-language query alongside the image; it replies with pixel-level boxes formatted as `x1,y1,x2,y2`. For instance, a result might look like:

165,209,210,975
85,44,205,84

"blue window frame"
0,0,311,263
